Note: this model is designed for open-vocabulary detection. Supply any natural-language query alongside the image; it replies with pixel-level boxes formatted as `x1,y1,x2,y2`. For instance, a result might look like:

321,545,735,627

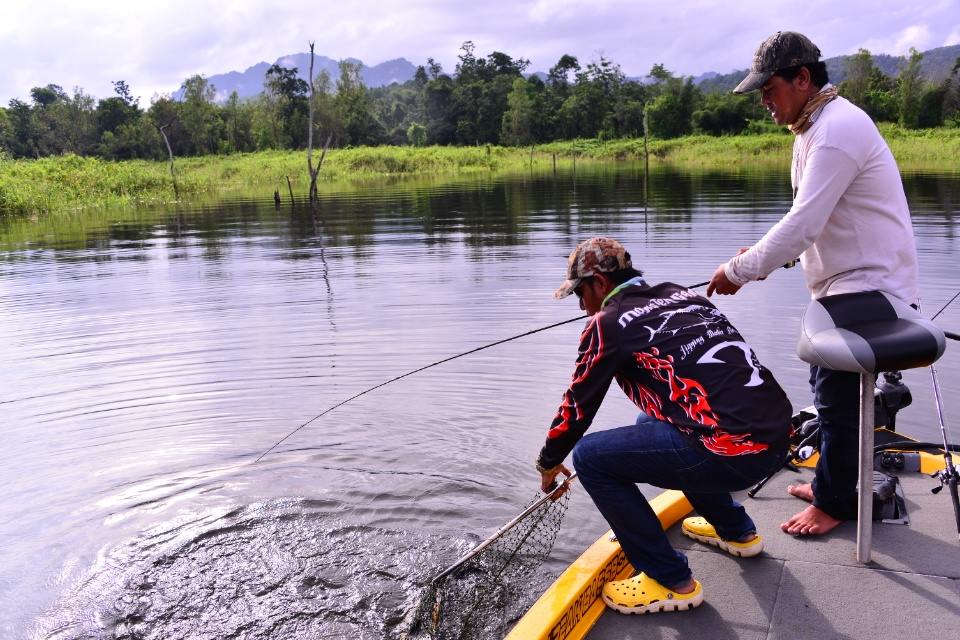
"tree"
648,63,672,83
334,60,383,145
96,81,143,154
0,107,10,156
264,64,309,148
22,84,74,157
30,84,66,108
897,48,924,128
940,57,960,127
548,55,580,90
113,80,136,105
840,49,875,107
861,66,898,122
566,57,626,138
644,65,699,139
58,88,98,156
448,44,529,144
501,78,537,145
4,99,37,157
423,73,455,144
180,75,222,154
407,122,427,146
221,91,255,153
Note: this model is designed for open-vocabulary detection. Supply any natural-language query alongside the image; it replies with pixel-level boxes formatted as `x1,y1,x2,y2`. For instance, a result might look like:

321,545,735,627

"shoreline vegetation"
2,125,958,217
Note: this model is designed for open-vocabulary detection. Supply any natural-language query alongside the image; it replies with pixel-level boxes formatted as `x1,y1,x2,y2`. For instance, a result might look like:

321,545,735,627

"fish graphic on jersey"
642,304,725,341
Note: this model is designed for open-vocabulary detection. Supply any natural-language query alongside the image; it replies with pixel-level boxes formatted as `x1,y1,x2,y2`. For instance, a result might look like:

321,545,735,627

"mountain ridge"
173,54,418,101
177,44,960,101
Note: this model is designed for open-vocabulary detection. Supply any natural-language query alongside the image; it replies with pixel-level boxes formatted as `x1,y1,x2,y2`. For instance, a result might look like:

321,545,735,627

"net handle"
431,473,578,584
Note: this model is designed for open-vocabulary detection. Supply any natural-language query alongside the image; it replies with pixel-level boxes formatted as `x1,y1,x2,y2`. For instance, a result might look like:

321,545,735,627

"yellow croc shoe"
601,572,703,615
681,516,763,558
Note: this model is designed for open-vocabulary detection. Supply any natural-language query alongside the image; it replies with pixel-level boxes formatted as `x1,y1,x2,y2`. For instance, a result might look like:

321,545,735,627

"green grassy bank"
2,125,958,217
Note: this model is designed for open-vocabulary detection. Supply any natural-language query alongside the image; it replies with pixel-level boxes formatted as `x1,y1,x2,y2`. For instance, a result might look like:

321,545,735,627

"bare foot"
780,504,842,536
669,578,697,594
787,483,814,502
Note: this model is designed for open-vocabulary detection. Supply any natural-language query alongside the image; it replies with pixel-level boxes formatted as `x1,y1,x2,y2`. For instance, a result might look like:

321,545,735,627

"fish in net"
403,475,575,640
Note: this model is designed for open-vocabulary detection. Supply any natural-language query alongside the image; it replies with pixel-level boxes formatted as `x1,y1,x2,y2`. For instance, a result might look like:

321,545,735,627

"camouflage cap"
554,237,632,300
733,31,822,94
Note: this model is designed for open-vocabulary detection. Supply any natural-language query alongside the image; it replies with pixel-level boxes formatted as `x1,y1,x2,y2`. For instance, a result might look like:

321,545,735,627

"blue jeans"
572,415,784,588
810,365,861,520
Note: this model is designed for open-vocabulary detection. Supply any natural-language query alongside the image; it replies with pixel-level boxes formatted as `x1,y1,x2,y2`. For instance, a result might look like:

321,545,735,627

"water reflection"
0,165,957,639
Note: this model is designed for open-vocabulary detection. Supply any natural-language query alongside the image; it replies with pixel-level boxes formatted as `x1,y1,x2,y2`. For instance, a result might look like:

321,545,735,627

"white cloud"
860,24,934,56
893,25,933,53
946,26,960,46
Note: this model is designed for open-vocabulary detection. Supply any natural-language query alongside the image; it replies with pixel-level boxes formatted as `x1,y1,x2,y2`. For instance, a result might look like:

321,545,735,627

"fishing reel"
930,465,960,495
875,371,912,429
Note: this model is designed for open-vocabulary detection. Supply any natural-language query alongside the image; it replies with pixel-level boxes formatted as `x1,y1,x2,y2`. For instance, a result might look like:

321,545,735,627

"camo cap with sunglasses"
733,31,822,94
554,237,632,300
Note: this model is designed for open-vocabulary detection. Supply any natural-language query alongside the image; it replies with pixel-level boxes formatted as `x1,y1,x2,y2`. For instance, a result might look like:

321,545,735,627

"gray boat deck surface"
586,467,960,640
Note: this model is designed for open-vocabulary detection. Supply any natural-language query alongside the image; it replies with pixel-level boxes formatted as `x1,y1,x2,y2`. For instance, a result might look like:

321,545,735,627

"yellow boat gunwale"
504,489,692,640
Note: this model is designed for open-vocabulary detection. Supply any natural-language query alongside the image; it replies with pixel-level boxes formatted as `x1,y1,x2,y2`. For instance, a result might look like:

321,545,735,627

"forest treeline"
2,42,959,161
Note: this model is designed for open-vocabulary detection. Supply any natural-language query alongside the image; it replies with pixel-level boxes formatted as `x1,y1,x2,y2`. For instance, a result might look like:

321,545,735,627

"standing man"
707,31,920,536
537,237,792,614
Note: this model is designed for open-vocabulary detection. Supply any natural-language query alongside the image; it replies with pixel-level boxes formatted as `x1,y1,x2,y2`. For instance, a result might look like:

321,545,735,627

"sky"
2,0,959,105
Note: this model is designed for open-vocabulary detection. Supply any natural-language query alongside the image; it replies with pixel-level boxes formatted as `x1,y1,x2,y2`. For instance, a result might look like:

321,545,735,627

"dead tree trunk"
307,41,332,206
158,123,179,199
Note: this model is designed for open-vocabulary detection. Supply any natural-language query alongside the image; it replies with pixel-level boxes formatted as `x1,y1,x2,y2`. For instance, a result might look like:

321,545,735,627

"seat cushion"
797,291,945,374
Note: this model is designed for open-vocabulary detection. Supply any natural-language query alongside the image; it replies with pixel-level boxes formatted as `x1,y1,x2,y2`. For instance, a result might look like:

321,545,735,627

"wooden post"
307,41,332,207
643,108,650,234
158,123,179,199
286,176,295,205
552,153,557,176
643,109,650,179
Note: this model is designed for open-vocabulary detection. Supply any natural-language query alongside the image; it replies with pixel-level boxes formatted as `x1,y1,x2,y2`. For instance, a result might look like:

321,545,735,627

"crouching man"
536,237,792,614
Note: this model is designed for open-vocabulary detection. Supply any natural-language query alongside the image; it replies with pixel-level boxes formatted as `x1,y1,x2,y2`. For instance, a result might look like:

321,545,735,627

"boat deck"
586,468,960,640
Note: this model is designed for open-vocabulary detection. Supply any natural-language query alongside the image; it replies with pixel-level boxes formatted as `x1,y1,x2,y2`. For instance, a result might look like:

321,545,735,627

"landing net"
404,487,572,640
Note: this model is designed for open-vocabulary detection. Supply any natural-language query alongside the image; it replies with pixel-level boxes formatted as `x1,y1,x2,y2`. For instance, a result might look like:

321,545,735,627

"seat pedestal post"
857,372,875,563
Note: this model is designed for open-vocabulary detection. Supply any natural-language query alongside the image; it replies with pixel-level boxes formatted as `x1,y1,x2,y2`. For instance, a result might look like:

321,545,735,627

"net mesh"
404,488,572,640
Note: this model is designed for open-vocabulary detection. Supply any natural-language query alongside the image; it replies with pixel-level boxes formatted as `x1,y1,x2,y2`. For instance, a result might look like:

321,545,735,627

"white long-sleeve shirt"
725,92,919,303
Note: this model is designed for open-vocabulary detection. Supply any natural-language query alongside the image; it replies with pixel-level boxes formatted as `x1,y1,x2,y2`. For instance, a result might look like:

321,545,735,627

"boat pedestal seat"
797,291,946,563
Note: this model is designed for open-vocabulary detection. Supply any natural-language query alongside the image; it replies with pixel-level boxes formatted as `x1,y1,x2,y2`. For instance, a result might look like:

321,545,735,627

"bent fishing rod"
254,277,720,462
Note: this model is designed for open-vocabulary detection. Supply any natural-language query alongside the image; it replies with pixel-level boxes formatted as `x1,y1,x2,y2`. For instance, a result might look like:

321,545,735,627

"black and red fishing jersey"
538,281,792,469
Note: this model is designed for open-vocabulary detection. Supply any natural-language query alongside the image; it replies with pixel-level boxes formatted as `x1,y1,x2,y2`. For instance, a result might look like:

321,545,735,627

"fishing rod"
253,314,593,462
254,264,809,462
253,281,715,461
918,299,960,541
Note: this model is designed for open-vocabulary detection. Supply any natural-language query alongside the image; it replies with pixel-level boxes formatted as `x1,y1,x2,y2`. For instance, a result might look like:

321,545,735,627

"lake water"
1,165,958,639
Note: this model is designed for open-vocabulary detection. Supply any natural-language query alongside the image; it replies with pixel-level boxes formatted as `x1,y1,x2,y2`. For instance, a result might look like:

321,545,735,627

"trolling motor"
747,371,912,498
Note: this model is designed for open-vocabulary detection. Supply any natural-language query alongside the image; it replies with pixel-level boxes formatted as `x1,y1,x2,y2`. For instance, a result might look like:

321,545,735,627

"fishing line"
931,288,960,322
930,287,960,341
254,280,713,462
254,315,589,462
